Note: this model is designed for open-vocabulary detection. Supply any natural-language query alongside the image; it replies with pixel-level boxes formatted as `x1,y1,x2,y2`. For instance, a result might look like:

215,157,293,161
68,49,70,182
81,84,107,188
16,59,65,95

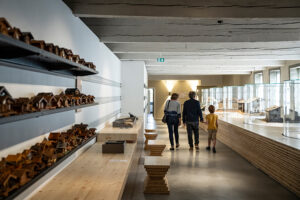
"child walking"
205,105,218,153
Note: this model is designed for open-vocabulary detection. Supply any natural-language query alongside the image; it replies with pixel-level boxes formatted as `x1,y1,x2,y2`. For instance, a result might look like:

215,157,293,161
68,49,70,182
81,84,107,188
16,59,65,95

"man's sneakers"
206,146,211,151
189,146,193,151
170,146,175,151
195,145,199,151
176,144,180,148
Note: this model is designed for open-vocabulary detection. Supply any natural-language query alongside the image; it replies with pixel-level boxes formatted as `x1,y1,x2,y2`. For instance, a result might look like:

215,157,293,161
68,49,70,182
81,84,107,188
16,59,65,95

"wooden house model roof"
31,96,47,104
65,88,80,96
48,132,61,140
0,17,12,29
0,86,12,97
21,32,34,39
0,95,14,104
8,27,22,39
6,154,23,164
31,40,46,49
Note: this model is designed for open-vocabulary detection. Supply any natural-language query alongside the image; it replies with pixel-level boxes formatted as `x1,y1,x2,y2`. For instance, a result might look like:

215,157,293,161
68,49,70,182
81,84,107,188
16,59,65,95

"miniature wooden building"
65,88,80,96
48,132,61,141
12,98,31,114
59,48,66,58
45,43,55,53
30,40,46,50
78,58,86,65
8,27,22,40
0,96,15,115
0,17,12,36
30,96,48,110
53,45,60,55
20,32,34,44
72,55,80,63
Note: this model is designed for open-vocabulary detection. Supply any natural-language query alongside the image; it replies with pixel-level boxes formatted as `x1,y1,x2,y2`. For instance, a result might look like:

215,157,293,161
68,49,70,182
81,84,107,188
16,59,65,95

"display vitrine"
216,87,223,110
283,80,300,139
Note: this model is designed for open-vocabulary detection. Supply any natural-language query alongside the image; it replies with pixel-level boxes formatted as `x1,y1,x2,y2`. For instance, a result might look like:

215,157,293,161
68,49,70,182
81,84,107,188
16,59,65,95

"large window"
290,66,300,80
254,72,263,84
270,69,280,83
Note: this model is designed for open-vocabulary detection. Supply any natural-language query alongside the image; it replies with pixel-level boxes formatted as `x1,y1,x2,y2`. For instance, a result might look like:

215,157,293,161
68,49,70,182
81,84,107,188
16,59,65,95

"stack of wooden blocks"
144,156,170,194
143,129,170,194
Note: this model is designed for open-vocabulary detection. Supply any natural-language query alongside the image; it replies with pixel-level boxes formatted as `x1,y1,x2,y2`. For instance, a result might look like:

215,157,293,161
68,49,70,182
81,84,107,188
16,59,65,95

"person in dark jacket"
182,91,203,150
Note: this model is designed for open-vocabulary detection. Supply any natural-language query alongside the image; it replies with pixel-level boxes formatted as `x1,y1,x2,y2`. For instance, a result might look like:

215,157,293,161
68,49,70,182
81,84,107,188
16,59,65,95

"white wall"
121,61,147,117
0,0,121,157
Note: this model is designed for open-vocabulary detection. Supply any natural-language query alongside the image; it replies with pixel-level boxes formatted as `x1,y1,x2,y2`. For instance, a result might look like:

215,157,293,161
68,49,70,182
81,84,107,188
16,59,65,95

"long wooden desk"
30,142,137,200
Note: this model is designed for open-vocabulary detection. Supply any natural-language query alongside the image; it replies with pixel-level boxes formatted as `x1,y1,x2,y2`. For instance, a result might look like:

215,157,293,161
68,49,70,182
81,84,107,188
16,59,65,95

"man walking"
182,91,204,150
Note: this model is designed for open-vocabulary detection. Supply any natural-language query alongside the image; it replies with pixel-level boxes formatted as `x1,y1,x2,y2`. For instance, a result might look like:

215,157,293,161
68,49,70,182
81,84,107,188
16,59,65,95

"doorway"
149,88,154,115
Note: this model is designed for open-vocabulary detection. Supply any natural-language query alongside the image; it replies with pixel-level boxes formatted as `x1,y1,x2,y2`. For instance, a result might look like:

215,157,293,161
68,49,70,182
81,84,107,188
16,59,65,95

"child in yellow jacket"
205,105,218,153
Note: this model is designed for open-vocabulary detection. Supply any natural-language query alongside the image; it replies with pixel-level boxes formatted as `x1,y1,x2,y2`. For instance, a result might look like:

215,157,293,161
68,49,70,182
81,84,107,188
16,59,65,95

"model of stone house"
59,48,66,58
53,45,60,56
13,169,30,186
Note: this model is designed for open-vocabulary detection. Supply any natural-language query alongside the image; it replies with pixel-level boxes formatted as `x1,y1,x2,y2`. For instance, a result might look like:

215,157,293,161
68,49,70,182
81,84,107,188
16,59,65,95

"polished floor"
122,116,298,200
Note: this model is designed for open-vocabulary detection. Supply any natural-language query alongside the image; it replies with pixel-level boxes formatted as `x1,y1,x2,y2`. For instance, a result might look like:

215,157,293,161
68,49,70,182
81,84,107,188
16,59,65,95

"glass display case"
209,88,218,109
283,80,300,139
216,87,223,111
244,84,265,124
201,89,209,110
244,83,284,125
226,86,243,111
223,86,228,110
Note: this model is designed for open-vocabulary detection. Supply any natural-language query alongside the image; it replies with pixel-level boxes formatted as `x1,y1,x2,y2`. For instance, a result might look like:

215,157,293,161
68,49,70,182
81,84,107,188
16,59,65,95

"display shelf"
2,134,97,200
0,102,99,125
0,34,98,76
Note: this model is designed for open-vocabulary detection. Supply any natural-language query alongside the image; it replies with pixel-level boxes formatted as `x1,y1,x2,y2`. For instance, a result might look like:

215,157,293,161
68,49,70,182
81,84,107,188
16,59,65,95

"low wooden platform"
144,133,157,150
200,113,300,197
148,140,166,156
30,142,137,200
144,156,170,194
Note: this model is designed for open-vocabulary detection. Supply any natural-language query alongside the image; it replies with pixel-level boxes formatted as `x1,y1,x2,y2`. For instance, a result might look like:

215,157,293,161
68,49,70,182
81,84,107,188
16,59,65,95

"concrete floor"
122,117,298,200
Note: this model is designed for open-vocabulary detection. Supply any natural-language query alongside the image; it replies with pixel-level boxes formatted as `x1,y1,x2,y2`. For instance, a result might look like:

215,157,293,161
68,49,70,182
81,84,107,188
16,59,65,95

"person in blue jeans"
164,93,181,150
182,91,203,150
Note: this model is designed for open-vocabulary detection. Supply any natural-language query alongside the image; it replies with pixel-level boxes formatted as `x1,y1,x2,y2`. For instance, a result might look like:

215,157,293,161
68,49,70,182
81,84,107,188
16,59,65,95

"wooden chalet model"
0,18,11,36
0,86,95,118
0,125,96,198
20,32,34,44
0,87,16,117
0,17,97,71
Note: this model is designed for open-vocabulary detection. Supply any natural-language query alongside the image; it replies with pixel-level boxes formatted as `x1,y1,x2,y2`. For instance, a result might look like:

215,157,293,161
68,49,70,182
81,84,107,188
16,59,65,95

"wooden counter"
30,142,137,200
200,113,300,197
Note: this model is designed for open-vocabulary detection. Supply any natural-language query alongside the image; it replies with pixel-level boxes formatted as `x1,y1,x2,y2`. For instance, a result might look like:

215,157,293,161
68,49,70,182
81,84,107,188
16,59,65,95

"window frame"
269,68,281,84
289,64,300,80
253,71,263,84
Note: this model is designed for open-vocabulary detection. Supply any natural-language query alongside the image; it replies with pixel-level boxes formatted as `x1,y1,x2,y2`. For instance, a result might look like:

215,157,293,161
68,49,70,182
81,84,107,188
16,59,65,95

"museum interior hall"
0,0,299,200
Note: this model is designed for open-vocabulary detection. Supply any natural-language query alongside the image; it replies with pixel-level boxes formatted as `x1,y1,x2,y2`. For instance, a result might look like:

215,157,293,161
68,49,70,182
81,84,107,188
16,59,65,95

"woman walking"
164,93,181,150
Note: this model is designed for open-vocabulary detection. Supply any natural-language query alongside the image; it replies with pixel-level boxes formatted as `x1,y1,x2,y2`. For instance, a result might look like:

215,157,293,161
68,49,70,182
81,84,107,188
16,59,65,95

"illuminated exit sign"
157,58,165,62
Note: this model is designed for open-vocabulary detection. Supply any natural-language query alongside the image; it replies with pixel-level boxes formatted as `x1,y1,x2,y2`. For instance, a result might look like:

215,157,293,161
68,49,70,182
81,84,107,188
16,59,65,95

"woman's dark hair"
188,91,196,99
171,93,179,100
208,105,215,113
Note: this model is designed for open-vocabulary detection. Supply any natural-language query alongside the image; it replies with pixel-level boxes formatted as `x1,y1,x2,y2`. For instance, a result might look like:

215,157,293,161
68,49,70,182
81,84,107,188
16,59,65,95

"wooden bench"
144,133,158,150
148,140,166,156
144,156,170,194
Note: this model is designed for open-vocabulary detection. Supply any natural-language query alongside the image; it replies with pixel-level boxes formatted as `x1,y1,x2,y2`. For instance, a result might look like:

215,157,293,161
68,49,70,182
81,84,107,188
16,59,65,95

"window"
290,66,300,80
270,69,280,83
254,72,263,84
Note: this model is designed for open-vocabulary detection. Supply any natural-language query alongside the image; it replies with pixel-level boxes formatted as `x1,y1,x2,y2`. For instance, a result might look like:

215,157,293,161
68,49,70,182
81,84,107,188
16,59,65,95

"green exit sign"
157,58,165,62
